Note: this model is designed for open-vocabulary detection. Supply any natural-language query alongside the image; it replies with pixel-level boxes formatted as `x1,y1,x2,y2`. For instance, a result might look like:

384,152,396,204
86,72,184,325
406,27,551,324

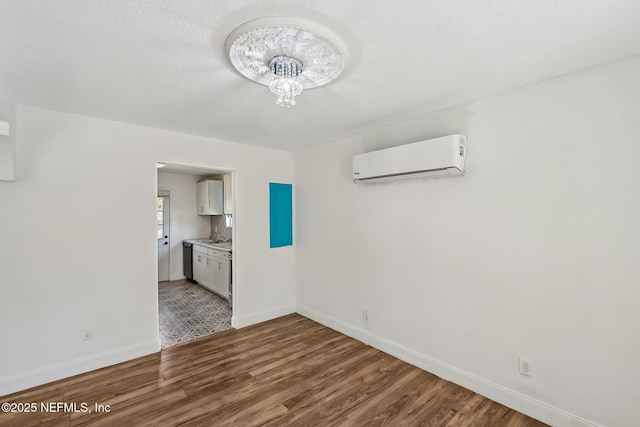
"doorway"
156,163,235,348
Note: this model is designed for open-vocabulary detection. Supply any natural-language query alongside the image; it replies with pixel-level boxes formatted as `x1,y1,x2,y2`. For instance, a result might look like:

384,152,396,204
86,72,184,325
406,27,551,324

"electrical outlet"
519,357,532,376
362,310,369,324
82,327,94,341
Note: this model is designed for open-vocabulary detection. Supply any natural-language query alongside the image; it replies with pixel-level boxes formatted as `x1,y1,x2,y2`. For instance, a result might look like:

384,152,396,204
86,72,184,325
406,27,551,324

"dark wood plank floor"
0,314,547,426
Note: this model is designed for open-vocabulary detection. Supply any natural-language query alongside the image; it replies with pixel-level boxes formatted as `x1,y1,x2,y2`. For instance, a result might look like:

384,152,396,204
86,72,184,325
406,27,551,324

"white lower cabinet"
193,250,206,284
211,251,230,297
192,243,230,299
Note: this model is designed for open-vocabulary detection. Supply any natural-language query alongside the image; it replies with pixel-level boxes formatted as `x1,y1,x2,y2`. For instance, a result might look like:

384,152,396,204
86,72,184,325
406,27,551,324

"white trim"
233,305,295,329
0,339,160,397
296,304,601,427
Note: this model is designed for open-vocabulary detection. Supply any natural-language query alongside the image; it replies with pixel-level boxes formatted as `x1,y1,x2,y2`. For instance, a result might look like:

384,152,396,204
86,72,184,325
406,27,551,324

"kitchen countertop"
185,239,232,252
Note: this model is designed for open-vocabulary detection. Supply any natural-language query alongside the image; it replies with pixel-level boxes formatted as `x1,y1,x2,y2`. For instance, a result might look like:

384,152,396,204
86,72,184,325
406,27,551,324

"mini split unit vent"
352,134,466,183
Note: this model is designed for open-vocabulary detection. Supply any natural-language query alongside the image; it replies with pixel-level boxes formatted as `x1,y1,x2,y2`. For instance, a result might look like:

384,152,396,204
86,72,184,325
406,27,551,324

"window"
157,197,164,239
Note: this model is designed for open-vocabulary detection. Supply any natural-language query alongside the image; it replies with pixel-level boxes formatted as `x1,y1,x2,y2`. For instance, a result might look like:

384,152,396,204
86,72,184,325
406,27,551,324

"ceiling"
158,163,228,176
1,1,639,152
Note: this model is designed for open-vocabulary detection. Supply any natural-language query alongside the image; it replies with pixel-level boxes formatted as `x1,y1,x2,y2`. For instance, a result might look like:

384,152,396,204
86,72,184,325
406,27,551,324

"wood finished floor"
0,314,547,427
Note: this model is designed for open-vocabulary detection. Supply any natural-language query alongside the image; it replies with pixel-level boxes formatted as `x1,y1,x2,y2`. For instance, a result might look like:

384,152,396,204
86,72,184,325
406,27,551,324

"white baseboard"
0,339,160,397
296,304,600,427
233,305,296,329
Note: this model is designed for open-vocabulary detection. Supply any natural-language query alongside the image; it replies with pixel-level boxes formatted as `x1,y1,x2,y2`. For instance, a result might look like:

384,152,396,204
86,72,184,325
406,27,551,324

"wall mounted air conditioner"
352,134,466,183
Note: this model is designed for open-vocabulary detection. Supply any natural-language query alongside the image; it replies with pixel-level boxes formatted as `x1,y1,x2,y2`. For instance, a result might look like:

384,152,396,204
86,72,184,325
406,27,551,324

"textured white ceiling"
1,0,639,151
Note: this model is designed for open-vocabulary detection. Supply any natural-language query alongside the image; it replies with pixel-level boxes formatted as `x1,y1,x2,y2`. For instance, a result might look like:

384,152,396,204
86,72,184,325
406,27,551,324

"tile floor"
158,279,232,348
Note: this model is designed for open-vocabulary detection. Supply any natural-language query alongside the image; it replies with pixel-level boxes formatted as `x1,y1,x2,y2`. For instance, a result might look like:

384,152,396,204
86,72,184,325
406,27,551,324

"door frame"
157,190,171,282
155,162,237,327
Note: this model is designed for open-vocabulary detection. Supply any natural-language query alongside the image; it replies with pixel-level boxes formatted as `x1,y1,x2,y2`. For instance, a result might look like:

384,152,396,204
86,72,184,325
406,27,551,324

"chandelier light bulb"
268,56,303,107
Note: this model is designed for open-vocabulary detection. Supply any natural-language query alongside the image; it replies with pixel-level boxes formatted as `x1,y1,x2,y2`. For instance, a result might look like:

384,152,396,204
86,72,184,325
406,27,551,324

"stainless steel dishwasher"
182,241,194,281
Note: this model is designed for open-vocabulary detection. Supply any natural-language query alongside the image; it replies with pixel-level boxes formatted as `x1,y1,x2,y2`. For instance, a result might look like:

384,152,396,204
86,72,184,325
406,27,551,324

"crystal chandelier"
226,18,345,107
268,56,303,107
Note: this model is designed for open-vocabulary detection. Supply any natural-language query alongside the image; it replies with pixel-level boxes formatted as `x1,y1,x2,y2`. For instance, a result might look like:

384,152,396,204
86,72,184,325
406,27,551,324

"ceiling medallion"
226,17,346,107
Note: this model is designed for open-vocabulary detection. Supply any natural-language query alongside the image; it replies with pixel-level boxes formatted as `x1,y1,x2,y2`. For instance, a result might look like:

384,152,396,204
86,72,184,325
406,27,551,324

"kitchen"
157,164,235,348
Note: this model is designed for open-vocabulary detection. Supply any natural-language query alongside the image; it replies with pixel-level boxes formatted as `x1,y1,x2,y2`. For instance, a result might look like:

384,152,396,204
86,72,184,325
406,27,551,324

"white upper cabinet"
197,180,224,215
223,174,233,215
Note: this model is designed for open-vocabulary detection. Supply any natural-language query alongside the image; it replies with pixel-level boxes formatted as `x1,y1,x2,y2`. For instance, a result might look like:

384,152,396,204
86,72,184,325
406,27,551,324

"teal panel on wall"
269,182,292,248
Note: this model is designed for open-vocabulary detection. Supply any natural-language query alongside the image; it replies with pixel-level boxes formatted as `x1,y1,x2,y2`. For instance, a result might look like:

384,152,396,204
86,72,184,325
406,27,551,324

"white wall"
0,106,295,394
157,172,211,280
0,103,16,181
295,56,640,427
